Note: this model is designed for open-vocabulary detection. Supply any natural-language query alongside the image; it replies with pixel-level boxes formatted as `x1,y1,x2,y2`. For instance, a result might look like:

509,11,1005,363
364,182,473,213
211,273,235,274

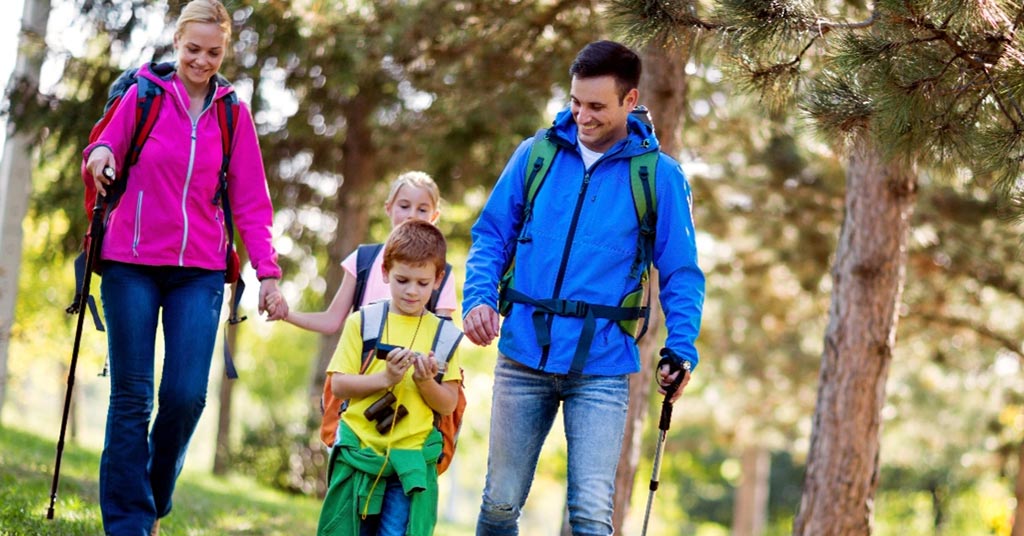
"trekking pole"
640,351,689,536
47,168,110,520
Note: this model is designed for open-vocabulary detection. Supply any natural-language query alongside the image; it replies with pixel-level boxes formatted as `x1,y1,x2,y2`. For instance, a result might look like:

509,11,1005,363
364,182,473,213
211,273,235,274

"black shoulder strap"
426,262,453,315
352,243,384,312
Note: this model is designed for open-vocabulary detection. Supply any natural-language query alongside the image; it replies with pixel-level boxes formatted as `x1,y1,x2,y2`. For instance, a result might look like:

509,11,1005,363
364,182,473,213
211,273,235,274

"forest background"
2,0,1024,535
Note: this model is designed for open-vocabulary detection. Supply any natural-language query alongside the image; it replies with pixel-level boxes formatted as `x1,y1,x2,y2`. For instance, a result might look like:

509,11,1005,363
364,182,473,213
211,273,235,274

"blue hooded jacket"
463,109,705,375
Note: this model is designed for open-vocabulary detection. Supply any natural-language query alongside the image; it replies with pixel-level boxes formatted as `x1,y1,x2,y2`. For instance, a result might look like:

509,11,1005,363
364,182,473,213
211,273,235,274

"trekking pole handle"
99,166,114,204
657,350,690,431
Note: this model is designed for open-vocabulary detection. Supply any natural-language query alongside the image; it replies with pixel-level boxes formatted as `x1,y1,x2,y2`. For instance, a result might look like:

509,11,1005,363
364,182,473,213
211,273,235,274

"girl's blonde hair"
175,0,232,42
385,171,441,211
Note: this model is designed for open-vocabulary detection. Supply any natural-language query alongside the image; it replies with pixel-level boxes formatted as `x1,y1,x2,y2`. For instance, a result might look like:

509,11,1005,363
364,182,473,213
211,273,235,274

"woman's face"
173,21,227,91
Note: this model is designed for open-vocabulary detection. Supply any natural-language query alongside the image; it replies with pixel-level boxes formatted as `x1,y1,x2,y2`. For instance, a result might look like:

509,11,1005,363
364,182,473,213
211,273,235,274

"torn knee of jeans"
481,502,518,520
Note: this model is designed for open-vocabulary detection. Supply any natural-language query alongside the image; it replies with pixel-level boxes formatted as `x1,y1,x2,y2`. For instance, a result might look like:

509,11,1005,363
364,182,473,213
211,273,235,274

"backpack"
70,61,245,376
319,300,467,476
496,119,659,374
351,243,452,316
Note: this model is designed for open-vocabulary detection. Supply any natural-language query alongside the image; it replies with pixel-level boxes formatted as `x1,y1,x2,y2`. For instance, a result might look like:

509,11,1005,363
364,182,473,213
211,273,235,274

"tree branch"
911,312,1023,358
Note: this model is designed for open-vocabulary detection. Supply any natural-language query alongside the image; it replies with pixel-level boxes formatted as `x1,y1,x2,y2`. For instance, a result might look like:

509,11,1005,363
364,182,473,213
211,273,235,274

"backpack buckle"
551,299,588,318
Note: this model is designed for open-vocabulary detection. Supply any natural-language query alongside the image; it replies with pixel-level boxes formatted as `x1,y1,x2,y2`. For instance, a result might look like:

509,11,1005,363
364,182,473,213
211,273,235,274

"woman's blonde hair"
385,171,441,211
175,0,232,42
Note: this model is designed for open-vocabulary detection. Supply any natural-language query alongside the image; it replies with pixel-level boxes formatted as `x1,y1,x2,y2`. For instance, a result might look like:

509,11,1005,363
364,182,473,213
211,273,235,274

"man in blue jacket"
463,40,705,535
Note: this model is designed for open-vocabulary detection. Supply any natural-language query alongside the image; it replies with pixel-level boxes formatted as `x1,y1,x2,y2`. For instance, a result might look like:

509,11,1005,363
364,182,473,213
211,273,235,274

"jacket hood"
548,107,660,158
138,61,235,103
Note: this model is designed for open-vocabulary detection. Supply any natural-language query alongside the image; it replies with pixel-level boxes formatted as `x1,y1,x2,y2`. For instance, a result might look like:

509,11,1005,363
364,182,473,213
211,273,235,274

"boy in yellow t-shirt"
317,219,463,536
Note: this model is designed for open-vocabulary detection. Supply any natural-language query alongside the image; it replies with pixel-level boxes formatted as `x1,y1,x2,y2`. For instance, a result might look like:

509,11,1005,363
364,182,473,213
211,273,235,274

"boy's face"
382,261,441,316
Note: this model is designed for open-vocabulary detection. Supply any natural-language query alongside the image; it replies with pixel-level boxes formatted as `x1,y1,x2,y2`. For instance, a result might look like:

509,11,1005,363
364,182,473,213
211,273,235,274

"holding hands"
260,279,289,321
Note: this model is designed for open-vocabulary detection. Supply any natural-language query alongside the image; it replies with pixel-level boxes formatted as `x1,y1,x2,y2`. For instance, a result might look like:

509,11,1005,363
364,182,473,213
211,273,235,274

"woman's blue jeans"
477,355,629,536
99,262,224,536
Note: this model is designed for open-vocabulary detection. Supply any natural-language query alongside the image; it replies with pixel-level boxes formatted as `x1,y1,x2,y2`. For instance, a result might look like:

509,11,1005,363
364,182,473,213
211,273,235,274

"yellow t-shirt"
326,307,463,453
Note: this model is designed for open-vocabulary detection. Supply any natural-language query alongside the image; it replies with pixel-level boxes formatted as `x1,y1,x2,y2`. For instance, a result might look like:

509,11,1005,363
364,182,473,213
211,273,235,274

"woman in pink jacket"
83,1,287,534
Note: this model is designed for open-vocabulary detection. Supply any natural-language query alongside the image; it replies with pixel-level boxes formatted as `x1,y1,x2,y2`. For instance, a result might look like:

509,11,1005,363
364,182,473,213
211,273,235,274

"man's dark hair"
569,40,641,102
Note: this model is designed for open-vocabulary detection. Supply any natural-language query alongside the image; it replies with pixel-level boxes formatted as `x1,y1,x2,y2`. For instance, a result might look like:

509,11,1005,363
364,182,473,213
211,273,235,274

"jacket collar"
547,107,660,158
138,61,235,104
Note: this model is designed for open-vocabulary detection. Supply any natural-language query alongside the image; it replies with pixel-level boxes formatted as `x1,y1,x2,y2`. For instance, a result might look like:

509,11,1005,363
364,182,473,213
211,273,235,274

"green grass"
0,425,322,535
0,425,477,535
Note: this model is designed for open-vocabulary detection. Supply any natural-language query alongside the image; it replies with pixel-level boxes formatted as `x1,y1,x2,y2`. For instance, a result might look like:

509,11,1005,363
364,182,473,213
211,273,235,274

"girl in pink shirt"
281,171,456,332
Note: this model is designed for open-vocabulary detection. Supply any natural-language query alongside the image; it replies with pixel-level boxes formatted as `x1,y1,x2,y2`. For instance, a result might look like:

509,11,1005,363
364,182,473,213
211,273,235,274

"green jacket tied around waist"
317,422,442,536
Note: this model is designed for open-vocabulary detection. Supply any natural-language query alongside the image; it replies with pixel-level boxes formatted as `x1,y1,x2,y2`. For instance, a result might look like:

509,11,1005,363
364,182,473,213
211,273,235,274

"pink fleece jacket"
83,63,282,280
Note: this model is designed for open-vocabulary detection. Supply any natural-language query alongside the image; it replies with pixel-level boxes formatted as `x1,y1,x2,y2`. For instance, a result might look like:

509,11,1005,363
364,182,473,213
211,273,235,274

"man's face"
570,75,638,153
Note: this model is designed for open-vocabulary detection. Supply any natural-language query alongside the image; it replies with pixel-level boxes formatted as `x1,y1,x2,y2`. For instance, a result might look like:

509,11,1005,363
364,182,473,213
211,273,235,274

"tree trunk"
0,0,50,423
1010,436,1024,536
213,283,242,475
733,445,771,536
608,39,691,534
793,133,917,535
301,91,378,496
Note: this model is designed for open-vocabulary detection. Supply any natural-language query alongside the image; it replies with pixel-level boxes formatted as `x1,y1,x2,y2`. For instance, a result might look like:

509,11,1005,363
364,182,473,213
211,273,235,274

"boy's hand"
412,351,439,383
384,348,415,386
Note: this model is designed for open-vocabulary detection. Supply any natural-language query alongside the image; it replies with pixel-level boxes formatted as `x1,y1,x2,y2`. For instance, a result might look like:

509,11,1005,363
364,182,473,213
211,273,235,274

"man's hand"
259,278,289,321
656,347,691,404
656,364,689,404
464,304,500,346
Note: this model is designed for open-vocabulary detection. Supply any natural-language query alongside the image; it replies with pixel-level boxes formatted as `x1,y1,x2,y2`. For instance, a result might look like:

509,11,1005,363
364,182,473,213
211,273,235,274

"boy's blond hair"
383,219,447,280
385,171,441,211
176,0,232,42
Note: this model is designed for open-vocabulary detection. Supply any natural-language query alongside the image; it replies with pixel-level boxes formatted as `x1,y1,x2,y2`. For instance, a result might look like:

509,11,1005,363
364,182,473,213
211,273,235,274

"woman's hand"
259,278,289,321
85,146,117,196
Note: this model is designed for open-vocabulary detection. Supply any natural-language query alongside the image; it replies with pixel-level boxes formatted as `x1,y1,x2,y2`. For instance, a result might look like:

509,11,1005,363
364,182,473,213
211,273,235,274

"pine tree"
611,0,1024,533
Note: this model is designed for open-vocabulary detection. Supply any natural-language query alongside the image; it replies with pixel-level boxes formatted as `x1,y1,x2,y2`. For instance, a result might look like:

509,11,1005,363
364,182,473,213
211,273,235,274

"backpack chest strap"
501,287,647,375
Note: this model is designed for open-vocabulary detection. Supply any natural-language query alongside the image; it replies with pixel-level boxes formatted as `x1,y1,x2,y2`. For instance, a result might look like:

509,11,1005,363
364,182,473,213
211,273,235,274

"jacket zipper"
132,191,144,256
172,81,216,266
537,168,593,371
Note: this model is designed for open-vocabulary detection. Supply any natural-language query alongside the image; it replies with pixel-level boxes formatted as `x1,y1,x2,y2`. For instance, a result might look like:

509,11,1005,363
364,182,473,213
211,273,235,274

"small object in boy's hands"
103,166,115,180
375,343,403,359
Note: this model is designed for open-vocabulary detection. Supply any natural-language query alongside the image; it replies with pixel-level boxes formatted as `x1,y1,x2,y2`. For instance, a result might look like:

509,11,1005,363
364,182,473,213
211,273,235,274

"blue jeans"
99,262,224,536
477,355,629,536
359,476,412,536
